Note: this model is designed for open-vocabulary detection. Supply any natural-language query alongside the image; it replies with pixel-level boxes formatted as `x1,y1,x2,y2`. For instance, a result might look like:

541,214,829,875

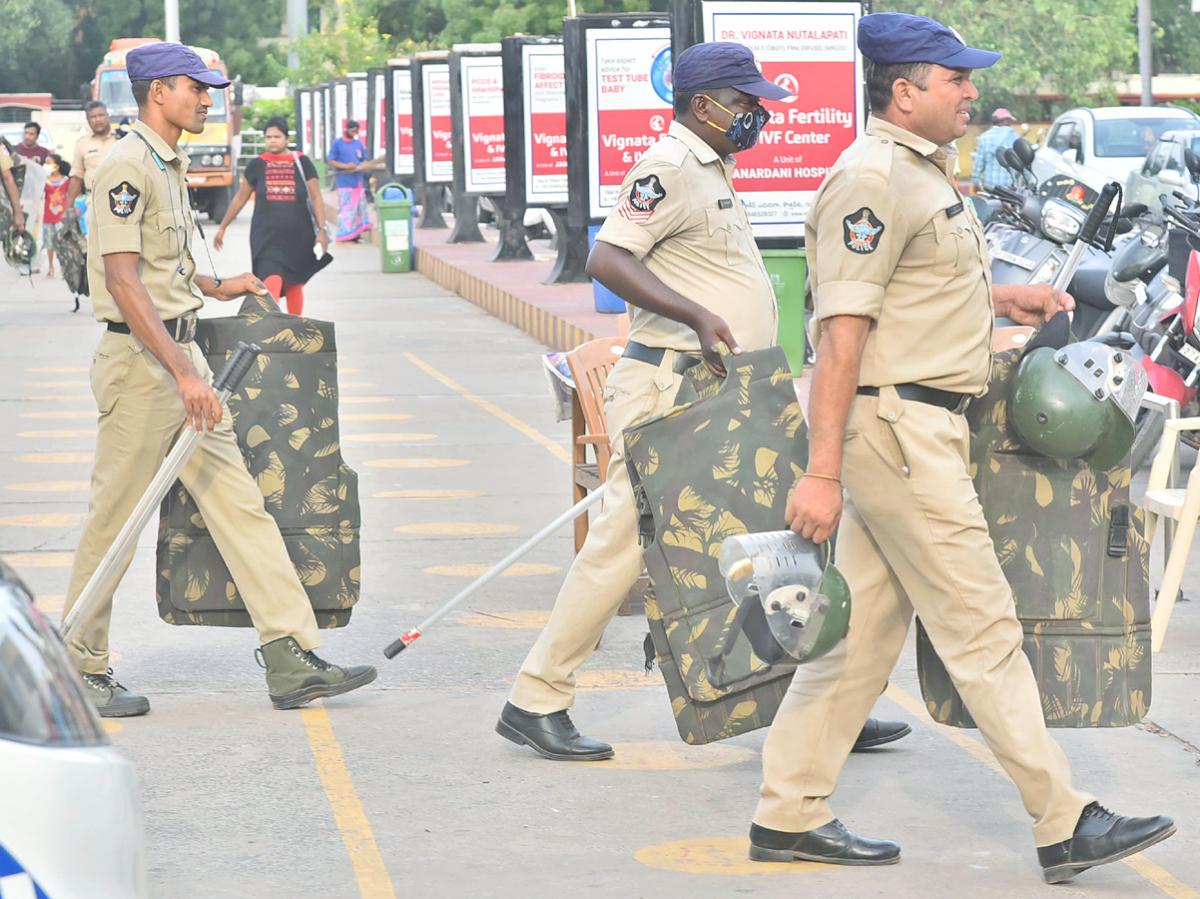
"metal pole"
287,0,308,72
165,0,180,43
1139,0,1154,106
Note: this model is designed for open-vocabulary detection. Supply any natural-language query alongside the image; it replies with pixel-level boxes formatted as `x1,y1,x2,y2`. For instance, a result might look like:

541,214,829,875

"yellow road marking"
429,562,560,578
340,367,361,374
886,686,1195,896
601,742,755,772
1,552,74,568
25,367,87,373
17,429,97,439
19,410,95,419
340,396,393,405
24,380,89,388
403,351,570,463
635,837,821,876
342,413,414,422
15,452,94,464
577,669,662,691
366,458,469,470
23,395,92,402
300,706,397,899
102,721,124,735
342,433,437,444
0,513,84,527
374,489,482,499
5,481,90,492
395,522,518,537
461,609,552,629
35,595,65,614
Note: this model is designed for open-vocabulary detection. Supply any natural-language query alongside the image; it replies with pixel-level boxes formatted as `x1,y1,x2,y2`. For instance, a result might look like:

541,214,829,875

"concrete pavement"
1,221,1198,898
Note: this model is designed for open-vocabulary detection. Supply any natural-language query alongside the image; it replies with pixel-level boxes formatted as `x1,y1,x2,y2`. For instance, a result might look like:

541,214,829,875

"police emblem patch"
108,181,140,218
617,174,666,223
842,207,884,254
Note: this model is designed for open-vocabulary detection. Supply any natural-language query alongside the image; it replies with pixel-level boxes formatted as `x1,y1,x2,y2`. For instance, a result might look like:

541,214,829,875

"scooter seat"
1069,254,1114,310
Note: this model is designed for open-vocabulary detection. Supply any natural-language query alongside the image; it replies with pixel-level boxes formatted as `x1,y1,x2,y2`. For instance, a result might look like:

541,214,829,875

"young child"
43,154,70,278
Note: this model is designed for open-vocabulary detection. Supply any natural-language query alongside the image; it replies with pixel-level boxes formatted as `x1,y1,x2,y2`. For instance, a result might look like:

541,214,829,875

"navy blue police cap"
127,42,231,88
674,42,792,101
857,13,1000,69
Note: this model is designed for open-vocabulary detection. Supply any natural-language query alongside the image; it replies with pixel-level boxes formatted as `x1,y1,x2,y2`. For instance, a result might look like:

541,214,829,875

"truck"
91,38,242,222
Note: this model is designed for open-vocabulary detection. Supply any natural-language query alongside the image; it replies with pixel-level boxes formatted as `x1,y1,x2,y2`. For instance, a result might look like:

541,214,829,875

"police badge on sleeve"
617,174,665,224
842,207,884,254
108,181,140,218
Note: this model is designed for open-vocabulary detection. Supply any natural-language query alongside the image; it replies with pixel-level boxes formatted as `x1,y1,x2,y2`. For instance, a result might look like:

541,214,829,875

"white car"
0,560,148,898
1125,129,1200,212
1030,106,1200,193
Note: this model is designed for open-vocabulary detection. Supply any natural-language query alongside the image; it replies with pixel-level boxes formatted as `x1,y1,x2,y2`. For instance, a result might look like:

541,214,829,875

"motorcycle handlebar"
1079,182,1120,245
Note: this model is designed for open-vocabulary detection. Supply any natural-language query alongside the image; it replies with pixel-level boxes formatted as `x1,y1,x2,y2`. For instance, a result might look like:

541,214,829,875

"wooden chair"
565,335,627,553
1143,416,1200,651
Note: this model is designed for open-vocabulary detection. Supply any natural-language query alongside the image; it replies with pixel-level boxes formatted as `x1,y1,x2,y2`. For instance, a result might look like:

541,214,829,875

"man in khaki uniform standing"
497,42,908,760
0,142,26,231
745,13,1175,884
66,101,119,210
63,42,376,718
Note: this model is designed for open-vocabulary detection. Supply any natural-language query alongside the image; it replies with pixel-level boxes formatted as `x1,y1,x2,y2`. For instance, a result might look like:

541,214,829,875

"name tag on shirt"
946,202,965,218
718,198,733,209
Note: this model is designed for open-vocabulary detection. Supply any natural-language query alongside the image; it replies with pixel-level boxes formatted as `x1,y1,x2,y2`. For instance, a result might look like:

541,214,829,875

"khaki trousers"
754,389,1093,846
62,330,321,674
510,354,685,714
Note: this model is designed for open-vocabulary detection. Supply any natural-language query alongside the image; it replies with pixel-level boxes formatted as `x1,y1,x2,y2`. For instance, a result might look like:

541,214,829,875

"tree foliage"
879,0,1138,118
291,2,394,83
1153,0,1200,75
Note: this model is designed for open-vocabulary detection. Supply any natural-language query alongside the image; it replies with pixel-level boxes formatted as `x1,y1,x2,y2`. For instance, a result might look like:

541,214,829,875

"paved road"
1,222,1198,898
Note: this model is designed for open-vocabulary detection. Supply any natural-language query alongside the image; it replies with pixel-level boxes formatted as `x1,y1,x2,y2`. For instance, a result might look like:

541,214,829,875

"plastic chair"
1143,416,1200,650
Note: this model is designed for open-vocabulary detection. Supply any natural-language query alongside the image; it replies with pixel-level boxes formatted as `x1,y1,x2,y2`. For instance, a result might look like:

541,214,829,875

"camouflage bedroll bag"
623,347,808,745
155,293,361,628
53,219,88,297
916,347,1152,727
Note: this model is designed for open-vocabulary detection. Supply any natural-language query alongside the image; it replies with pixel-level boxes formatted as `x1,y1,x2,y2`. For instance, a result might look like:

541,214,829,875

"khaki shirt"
809,116,993,394
87,120,204,323
0,146,11,173
595,121,778,352
72,131,118,192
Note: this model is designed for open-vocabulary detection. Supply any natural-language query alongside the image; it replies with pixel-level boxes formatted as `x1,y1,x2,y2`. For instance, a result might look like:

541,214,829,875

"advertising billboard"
585,28,673,220
421,63,453,183
460,55,506,193
522,44,568,206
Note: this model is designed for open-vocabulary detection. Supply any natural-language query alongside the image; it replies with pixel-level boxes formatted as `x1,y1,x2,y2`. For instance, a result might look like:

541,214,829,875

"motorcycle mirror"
994,146,1013,169
1121,202,1149,218
1115,218,1134,234
1187,149,1200,179
1003,147,1024,171
1013,138,1036,168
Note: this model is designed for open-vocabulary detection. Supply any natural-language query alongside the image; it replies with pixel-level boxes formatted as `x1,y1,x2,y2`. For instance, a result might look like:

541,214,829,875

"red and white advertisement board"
392,68,415,175
422,64,453,183
371,72,386,158
461,56,506,193
522,44,568,206
350,76,369,136
585,28,673,220
702,1,864,236
312,89,325,161
333,81,350,134
298,89,313,157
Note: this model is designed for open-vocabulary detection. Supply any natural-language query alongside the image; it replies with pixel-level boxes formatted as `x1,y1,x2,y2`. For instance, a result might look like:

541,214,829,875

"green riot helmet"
718,530,851,665
3,227,36,273
1010,341,1148,470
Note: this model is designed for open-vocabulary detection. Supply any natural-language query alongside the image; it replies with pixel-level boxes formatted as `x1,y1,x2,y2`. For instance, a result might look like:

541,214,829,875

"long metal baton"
1052,181,1120,295
61,341,263,645
383,483,608,659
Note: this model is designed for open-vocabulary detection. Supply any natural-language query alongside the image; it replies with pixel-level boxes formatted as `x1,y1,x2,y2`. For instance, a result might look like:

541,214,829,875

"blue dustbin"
587,224,627,314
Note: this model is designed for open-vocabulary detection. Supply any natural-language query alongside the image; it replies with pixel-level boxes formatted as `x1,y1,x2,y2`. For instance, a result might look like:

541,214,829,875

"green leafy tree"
880,0,1138,118
435,0,666,45
0,0,73,94
1153,0,1200,73
292,2,394,82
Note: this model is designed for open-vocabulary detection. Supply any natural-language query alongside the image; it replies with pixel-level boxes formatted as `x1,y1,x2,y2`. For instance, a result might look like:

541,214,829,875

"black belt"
106,315,197,343
857,383,972,414
623,340,703,374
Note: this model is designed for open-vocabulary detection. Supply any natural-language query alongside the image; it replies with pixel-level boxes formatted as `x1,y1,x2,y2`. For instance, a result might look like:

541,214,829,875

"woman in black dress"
215,116,330,315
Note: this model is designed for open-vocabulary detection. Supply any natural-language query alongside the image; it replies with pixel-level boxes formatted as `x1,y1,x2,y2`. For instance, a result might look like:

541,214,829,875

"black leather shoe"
496,702,614,761
749,820,900,866
1038,802,1175,884
851,717,911,752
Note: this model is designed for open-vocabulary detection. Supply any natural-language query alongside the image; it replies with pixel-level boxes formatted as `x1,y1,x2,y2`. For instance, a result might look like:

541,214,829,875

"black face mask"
702,95,770,151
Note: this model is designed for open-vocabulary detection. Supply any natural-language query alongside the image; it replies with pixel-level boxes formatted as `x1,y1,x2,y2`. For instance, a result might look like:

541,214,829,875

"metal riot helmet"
3,227,36,274
1010,341,1147,470
717,530,851,665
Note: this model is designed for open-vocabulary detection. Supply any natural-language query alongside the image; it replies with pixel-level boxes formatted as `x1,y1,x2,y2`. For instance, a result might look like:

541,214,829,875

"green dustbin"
760,248,807,374
377,183,414,273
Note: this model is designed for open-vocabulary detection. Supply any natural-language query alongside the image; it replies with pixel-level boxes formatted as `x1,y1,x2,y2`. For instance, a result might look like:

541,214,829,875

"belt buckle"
177,315,196,343
952,395,971,415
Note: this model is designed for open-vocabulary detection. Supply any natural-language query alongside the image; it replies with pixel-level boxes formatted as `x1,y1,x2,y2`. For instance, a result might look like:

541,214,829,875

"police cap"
673,42,792,101
857,13,1000,69
127,42,231,88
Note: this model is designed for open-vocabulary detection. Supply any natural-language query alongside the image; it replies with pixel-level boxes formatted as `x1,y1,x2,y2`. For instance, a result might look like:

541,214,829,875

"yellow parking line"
300,706,396,899
403,351,570,464
885,686,1196,897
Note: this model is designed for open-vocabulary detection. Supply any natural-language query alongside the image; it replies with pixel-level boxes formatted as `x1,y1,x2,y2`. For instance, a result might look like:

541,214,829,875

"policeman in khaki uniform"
746,14,1175,884
0,142,26,231
63,43,376,717
66,100,119,209
497,42,908,761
